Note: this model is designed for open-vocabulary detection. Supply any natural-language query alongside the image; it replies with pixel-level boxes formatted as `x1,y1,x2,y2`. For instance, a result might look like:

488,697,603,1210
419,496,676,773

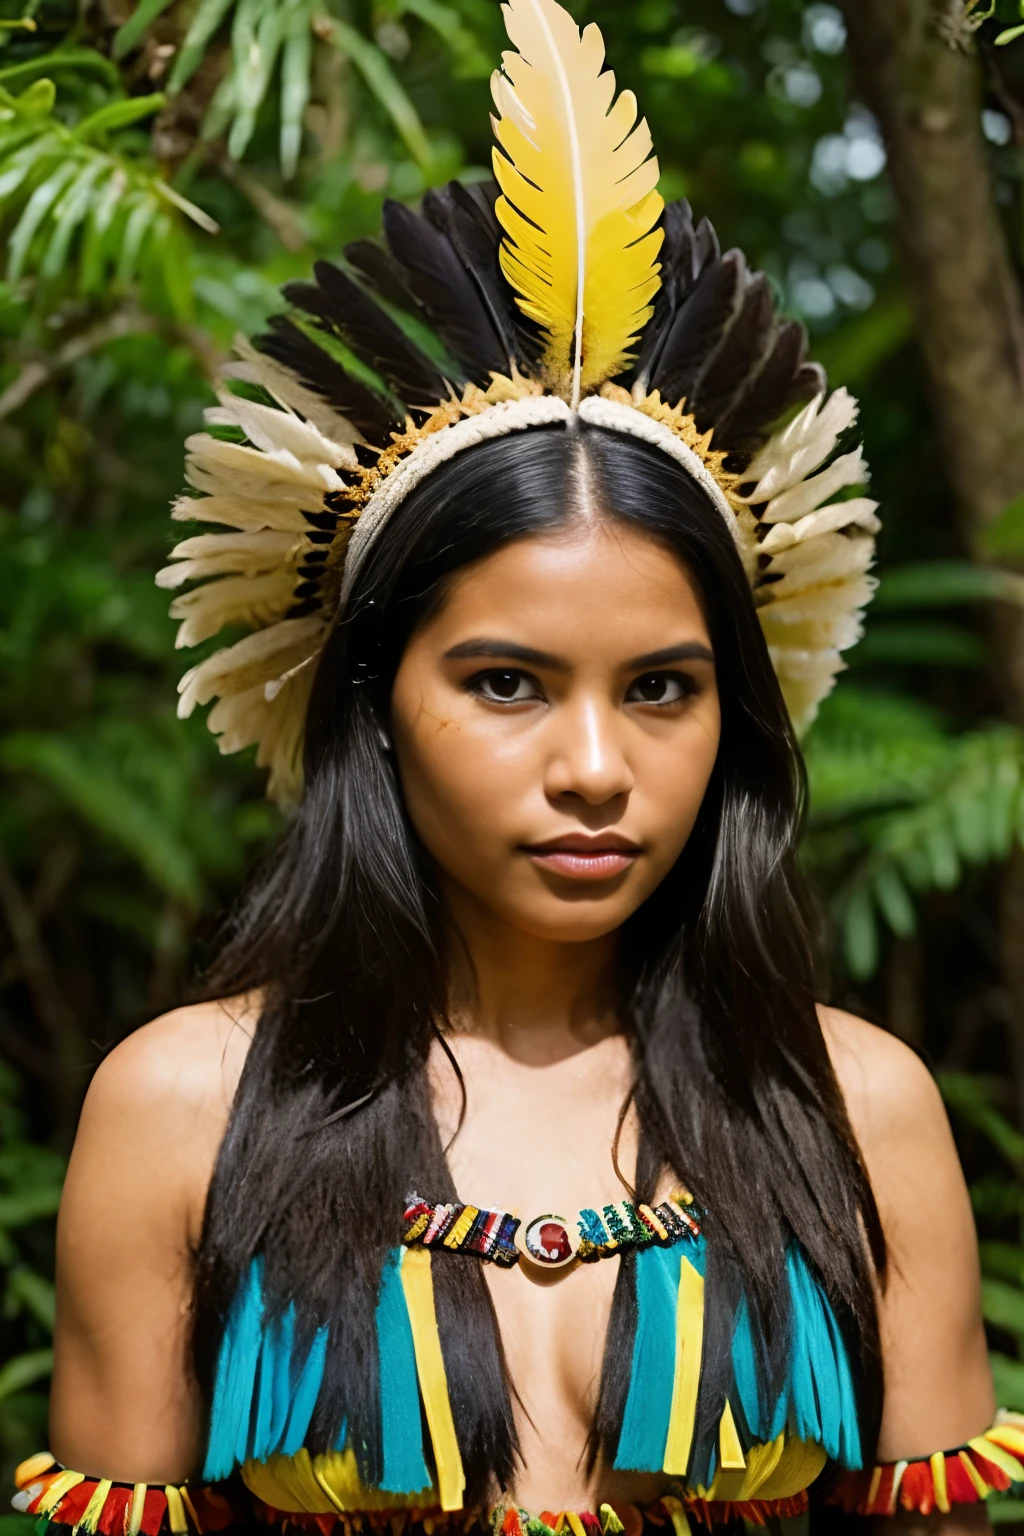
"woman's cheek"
396,716,530,869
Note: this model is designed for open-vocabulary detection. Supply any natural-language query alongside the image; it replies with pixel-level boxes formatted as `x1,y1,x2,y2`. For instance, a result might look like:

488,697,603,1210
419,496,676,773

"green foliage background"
4,0,1024,1509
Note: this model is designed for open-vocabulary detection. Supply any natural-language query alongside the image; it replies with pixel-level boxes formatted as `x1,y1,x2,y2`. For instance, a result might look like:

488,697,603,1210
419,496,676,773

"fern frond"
0,72,217,314
805,691,1024,979
144,0,442,177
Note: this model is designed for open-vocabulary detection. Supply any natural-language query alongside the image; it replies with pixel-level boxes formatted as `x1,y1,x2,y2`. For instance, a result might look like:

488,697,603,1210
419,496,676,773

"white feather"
741,388,859,501
224,336,365,450
157,531,304,590
768,534,875,594
169,572,298,648
176,617,323,711
205,391,356,470
171,493,314,534
759,449,869,525
760,498,880,552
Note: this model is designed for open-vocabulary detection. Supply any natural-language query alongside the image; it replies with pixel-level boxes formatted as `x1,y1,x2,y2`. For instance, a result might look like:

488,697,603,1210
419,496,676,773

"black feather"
422,180,542,372
649,249,745,412
716,320,818,458
284,261,450,409
689,271,776,431
344,238,421,314
625,201,721,392
257,316,402,443
383,198,506,384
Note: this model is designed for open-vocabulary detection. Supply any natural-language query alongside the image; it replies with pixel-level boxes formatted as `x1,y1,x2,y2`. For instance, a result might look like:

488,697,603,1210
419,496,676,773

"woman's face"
389,517,722,945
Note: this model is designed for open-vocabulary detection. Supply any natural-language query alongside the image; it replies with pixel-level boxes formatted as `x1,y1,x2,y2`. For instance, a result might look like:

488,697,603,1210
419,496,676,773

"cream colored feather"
491,0,664,405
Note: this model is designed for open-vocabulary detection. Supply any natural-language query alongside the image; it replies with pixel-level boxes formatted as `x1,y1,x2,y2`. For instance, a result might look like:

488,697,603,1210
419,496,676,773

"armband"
11,1453,238,1535
827,1413,1024,1516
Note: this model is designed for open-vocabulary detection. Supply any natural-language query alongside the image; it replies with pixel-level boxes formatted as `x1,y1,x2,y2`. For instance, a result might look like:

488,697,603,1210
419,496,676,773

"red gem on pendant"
523,1215,574,1264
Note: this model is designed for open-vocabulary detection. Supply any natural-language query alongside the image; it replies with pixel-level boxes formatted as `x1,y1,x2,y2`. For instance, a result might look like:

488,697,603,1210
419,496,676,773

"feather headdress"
160,0,879,805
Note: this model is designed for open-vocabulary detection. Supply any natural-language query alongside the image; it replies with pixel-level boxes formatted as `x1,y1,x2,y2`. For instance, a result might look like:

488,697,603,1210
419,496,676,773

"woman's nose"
544,697,634,807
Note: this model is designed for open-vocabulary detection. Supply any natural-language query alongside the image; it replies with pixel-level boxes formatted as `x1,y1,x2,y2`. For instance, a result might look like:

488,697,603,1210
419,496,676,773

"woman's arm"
48,999,253,1483
820,1006,996,1532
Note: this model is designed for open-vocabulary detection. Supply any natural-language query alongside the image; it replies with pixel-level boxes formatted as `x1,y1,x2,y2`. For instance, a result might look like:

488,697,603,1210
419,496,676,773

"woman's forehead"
412,521,712,658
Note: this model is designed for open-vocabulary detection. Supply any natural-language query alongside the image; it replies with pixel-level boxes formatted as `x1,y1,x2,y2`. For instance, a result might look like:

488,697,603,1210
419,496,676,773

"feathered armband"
827,1413,1024,1516
11,1453,238,1536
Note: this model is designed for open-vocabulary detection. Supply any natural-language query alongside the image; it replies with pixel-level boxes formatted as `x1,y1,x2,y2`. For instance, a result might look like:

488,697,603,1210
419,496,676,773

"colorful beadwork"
402,1191,700,1268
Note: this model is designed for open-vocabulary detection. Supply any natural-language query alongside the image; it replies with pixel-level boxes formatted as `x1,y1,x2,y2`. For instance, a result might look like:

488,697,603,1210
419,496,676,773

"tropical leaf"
324,18,433,168
805,692,1024,979
0,72,216,312
0,1350,52,1404
0,732,205,905
982,1278,1024,1341
112,0,178,61
940,1074,1024,1175
872,559,1024,610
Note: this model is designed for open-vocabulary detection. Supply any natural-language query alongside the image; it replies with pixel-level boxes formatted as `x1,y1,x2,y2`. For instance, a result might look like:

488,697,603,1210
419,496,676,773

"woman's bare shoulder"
815,1002,946,1161
815,1011,994,1454
86,992,259,1123
66,993,260,1251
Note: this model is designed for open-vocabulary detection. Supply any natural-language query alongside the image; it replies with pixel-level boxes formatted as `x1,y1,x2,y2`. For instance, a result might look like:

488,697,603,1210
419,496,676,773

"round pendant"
516,1214,580,1270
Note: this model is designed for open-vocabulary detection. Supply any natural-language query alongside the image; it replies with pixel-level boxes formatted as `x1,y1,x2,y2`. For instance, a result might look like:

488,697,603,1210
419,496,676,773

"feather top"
491,0,664,404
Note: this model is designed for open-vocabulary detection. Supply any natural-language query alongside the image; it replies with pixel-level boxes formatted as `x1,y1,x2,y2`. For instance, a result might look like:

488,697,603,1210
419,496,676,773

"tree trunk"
840,0,1024,534
839,0,1024,1114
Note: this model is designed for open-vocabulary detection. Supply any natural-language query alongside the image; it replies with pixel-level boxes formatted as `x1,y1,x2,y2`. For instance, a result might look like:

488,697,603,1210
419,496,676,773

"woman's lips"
524,837,640,881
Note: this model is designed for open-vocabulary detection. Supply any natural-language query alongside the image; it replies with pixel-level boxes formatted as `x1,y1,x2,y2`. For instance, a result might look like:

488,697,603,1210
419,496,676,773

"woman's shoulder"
86,992,259,1119
65,993,260,1249
816,1003,941,1118
815,1003,962,1216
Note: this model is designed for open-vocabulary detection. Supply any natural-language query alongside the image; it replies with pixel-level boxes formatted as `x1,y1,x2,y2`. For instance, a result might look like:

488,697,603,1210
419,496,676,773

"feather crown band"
159,0,880,805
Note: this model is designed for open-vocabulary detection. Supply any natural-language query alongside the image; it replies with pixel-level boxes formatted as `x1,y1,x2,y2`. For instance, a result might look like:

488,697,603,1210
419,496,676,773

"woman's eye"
469,669,542,703
626,672,694,705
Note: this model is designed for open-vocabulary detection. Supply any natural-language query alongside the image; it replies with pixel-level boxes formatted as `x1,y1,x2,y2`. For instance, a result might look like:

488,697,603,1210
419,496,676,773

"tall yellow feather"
490,0,664,406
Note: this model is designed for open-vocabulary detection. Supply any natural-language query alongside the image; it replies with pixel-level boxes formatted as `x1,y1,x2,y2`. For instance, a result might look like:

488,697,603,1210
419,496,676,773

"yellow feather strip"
164,1485,189,1535
400,1247,466,1512
970,1434,1024,1482
662,1254,704,1476
178,1486,204,1534
958,1451,991,1500
491,0,663,405
127,1483,148,1536
930,1452,950,1515
37,1470,84,1514
75,1479,113,1534
718,1399,746,1472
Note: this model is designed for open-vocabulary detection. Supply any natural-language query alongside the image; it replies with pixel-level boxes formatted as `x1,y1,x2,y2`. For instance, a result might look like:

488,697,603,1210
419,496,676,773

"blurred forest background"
4,0,1024,1514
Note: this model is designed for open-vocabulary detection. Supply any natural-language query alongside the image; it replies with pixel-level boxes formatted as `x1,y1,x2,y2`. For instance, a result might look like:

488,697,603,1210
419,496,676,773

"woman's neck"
440,878,623,1064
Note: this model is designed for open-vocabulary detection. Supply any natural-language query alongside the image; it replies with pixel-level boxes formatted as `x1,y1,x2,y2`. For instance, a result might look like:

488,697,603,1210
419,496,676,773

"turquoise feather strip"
786,1246,861,1467
204,1257,266,1480
204,1257,331,1478
204,1249,432,1489
614,1242,680,1470
281,1324,329,1453
727,1247,861,1470
376,1247,432,1494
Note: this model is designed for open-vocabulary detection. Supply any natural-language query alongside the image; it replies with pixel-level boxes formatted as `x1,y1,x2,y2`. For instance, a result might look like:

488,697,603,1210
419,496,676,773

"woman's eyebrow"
443,639,568,670
627,643,715,668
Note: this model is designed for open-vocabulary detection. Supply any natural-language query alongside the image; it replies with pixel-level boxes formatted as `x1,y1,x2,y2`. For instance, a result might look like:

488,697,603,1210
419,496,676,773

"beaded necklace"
402,1189,700,1272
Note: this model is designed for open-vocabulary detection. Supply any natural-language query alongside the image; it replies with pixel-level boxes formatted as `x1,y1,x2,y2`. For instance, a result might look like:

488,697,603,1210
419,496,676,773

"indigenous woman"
15,3,1019,1533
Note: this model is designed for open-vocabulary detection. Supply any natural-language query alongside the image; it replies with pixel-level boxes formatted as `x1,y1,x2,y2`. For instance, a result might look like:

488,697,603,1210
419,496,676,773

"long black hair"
193,422,885,1501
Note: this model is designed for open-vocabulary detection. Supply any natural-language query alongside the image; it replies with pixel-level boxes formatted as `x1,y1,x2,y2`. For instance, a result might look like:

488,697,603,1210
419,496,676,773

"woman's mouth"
523,834,641,881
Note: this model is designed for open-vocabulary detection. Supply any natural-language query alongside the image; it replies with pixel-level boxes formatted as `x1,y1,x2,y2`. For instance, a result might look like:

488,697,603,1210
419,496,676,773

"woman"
13,2,1016,1533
